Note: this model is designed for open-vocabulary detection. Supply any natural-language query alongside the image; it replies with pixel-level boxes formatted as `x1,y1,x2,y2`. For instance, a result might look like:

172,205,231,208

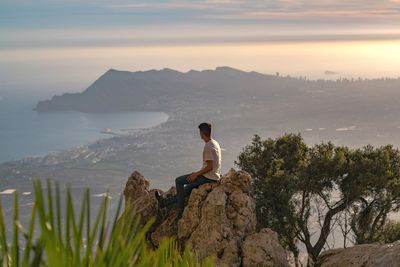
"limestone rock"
123,168,290,266
242,228,291,267
123,170,158,226
318,241,400,267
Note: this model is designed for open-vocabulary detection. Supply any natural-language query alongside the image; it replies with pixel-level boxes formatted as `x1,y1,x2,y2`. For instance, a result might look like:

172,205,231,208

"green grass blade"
11,191,19,267
0,196,9,266
46,180,54,237
21,201,37,267
55,182,63,244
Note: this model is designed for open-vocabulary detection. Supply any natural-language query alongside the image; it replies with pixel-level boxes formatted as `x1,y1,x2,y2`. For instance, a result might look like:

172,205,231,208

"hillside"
34,67,400,133
35,66,282,112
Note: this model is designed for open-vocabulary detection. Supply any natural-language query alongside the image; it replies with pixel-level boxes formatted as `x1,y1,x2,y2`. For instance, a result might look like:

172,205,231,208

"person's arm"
187,160,213,182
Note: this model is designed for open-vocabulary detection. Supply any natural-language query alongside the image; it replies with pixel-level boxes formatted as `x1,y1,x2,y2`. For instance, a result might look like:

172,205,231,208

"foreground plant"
0,179,214,267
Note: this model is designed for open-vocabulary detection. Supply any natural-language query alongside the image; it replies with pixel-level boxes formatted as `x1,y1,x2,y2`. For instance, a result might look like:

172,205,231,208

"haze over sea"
0,91,168,164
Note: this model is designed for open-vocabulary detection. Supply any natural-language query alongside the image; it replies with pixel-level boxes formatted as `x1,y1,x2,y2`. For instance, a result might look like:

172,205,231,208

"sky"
1,0,400,95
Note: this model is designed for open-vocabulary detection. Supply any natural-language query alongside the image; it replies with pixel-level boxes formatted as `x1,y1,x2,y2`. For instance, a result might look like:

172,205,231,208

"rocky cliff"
318,241,400,267
123,168,290,267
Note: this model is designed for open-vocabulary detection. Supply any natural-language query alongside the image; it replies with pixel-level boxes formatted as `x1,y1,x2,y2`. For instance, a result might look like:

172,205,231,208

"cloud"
2,26,400,50
100,0,400,24
1,0,400,50
2,0,400,30
104,0,242,10
105,2,209,10
213,9,400,21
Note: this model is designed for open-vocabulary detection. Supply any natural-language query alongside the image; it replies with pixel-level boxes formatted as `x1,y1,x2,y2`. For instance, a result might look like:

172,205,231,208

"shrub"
0,179,214,267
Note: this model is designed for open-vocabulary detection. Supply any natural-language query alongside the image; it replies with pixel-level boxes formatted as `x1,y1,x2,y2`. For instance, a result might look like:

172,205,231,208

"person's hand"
187,172,198,183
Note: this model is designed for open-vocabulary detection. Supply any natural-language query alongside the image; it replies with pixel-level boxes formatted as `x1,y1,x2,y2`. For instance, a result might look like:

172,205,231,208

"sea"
0,92,169,164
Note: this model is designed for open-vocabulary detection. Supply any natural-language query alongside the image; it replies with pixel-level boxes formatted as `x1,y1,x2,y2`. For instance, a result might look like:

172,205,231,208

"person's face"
200,130,205,141
200,130,208,141
199,130,210,142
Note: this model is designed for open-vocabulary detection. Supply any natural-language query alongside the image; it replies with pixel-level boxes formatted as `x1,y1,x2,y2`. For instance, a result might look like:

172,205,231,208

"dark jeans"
163,173,217,211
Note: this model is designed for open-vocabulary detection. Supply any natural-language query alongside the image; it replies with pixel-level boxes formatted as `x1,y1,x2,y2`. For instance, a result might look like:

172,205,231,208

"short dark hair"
198,122,211,136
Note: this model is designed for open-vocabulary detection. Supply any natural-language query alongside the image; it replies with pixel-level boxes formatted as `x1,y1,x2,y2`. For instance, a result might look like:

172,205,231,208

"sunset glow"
1,0,399,93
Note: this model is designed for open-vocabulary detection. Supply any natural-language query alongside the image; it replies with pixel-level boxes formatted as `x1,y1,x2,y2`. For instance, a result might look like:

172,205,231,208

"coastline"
0,111,172,167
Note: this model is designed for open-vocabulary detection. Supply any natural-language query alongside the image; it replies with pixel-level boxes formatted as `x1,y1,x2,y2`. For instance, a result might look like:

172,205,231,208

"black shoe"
155,190,166,208
170,209,183,226
176,208,183,221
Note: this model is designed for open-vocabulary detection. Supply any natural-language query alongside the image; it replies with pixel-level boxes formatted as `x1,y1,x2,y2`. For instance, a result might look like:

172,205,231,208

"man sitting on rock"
155,122,222,220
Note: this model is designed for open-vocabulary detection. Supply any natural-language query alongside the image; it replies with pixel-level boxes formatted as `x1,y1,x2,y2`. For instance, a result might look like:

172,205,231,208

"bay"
0,94,169,163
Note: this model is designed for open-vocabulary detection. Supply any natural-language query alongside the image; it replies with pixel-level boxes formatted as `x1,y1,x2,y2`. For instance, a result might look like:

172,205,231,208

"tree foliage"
235,133,400,266
378,219,400,244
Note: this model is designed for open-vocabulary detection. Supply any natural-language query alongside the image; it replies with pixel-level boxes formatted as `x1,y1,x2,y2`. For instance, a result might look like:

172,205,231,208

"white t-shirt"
202,138,222,180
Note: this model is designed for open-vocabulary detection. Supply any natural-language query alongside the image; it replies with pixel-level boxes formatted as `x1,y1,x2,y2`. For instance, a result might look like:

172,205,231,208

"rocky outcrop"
123,168,290,267
123,170,158,226
242,229,291,267
318,241,400,267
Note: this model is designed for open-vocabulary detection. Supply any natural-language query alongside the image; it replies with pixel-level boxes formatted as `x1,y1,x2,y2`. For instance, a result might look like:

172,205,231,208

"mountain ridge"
33,66,280,112
34,66,400,116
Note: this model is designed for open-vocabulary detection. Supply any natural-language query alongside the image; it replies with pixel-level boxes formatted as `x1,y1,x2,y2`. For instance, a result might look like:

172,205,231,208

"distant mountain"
33,66,295,112
34,66,400,126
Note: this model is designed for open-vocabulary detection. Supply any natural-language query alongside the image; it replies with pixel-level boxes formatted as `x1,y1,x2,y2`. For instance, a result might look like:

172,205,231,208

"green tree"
235,133,400,266
235,133,307,266
379,220,400,243
349,145,400,244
